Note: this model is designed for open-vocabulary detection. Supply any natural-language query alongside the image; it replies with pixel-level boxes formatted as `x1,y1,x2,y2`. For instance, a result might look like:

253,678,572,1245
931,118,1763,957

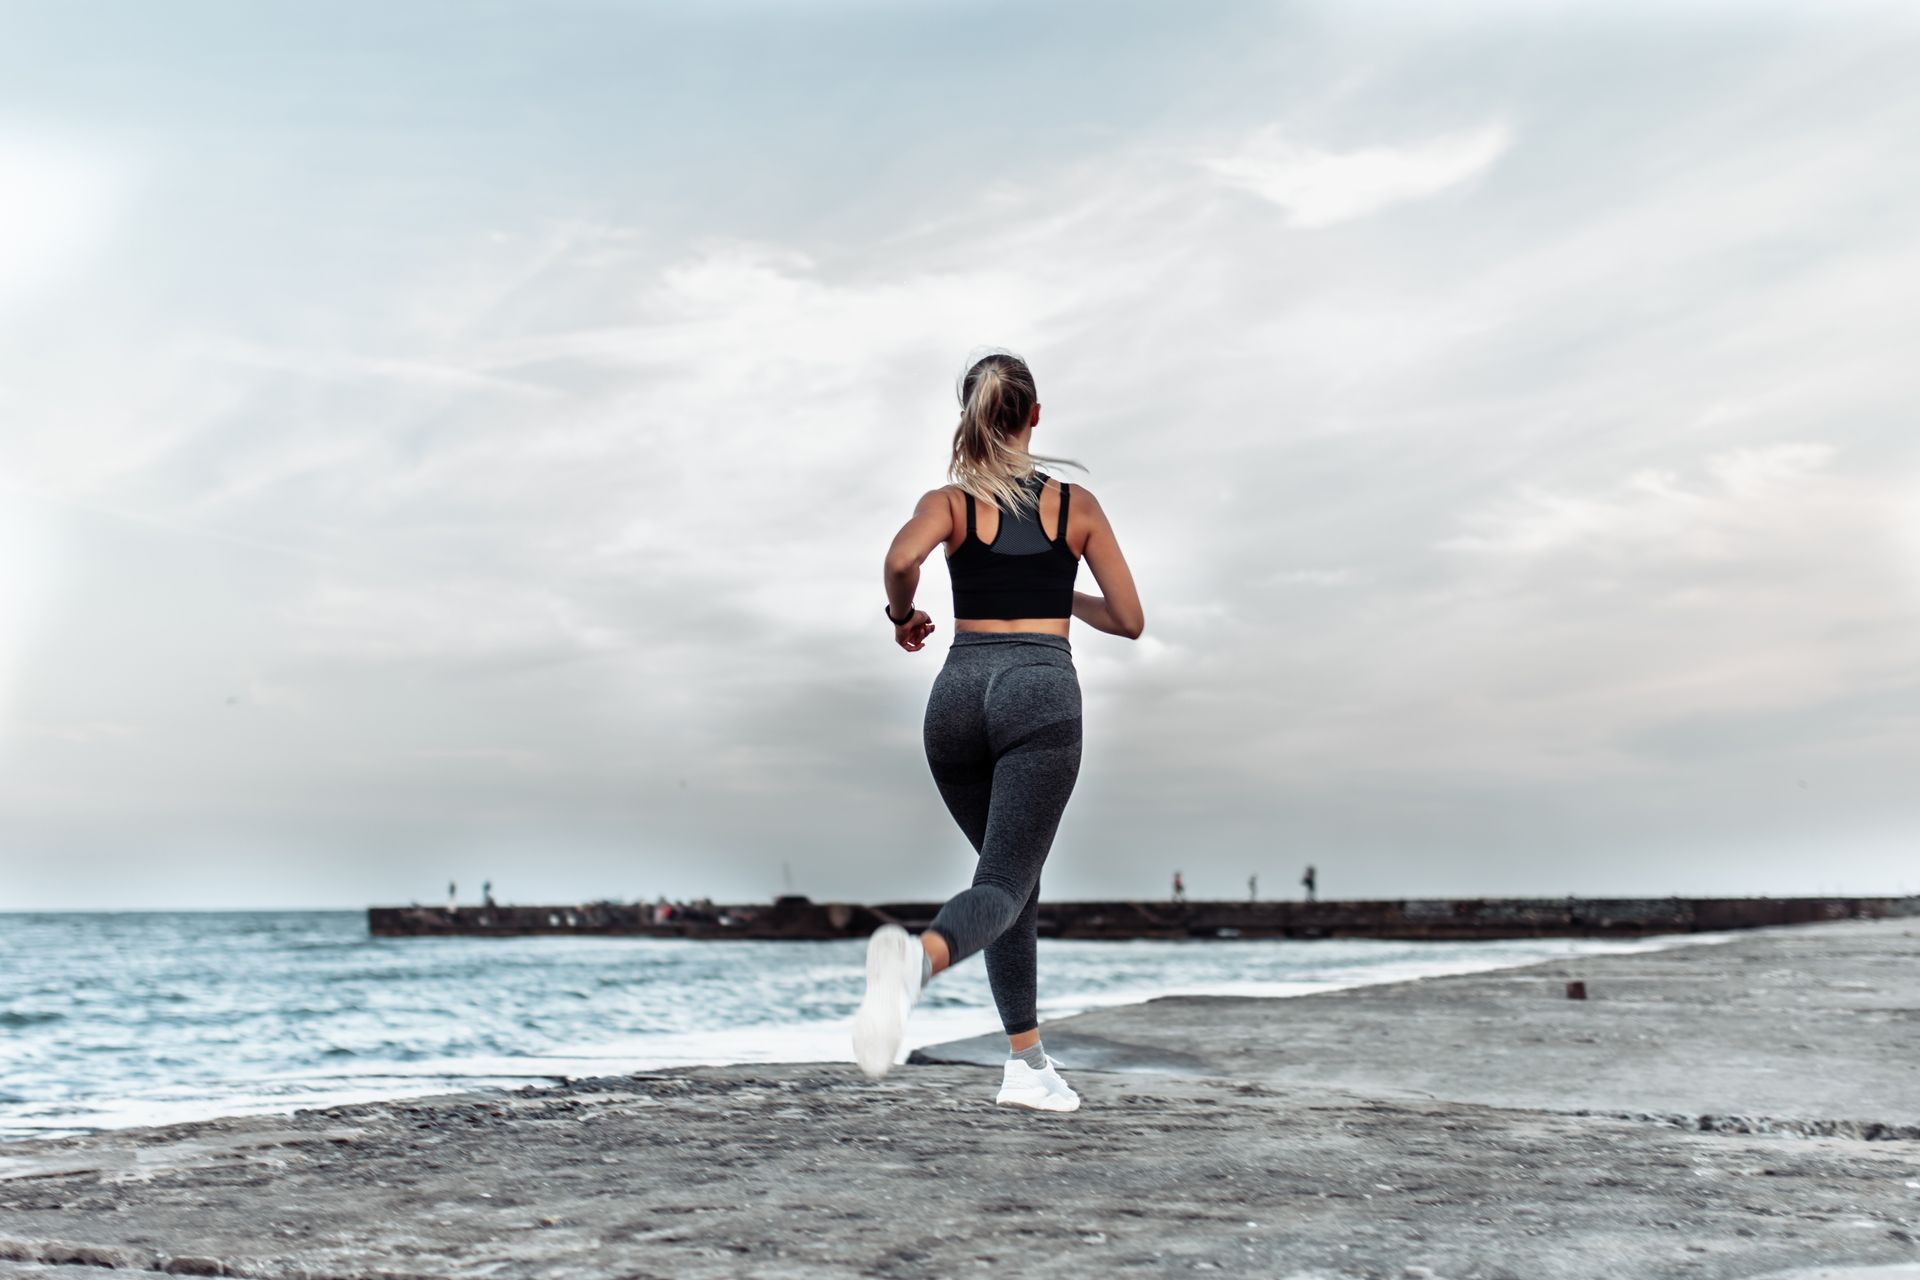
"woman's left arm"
882,488,954,652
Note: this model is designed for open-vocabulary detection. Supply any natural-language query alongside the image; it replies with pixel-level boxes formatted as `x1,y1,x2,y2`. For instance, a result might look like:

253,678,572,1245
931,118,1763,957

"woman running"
852,348,1145,1112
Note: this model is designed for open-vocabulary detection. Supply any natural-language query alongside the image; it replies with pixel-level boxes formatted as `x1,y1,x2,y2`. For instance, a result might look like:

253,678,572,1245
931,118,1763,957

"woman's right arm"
1070,486,1144,639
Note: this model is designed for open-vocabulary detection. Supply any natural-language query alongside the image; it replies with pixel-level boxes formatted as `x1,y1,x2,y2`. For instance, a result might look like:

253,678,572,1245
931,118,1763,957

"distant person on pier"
1302,864,1317,903
1172,871,1186,903
855,348,1145,1114
446,880,457,914
483,880,497,908
1249,874,1258,903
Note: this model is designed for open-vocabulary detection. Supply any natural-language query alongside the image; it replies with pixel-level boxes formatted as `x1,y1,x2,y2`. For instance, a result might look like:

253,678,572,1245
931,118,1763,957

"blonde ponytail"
949,348,1083,515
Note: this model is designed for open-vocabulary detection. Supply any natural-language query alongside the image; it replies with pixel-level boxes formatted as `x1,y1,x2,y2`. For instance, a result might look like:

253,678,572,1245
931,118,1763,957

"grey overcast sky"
3,1,1917,909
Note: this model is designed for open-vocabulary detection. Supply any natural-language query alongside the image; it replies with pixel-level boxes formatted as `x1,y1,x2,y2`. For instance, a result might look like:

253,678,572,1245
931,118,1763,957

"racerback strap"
1055,482,1072,546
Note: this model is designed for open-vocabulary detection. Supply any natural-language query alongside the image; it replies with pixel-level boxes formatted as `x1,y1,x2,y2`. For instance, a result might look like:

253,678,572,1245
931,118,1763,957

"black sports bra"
946,471,1080,620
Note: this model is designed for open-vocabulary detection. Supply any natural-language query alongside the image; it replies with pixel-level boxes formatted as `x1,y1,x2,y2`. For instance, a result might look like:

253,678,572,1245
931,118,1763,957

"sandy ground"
0,917,1914,1279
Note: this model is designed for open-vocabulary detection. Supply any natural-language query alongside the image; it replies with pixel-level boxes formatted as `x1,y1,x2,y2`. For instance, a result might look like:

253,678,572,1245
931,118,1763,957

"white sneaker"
995,1055,1081,1112
851,924,922,1080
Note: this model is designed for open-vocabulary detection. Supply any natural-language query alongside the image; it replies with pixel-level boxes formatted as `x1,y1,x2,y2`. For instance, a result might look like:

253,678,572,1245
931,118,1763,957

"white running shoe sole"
851,924,917,1080
995,1059,1081,1112
995,1086,1080,1112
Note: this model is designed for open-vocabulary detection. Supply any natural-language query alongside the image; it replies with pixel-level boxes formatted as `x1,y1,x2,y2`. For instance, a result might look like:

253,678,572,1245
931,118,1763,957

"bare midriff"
954,616,1070,636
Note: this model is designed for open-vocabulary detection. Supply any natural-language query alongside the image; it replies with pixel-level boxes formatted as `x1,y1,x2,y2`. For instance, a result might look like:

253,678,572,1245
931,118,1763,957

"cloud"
1199,122,1511,227
197,338,563,400
0,133,124,316
13,719,140,745
1706,443,1837,501
1262,567,1358,588
0,496,65,727
1437,443,1837,558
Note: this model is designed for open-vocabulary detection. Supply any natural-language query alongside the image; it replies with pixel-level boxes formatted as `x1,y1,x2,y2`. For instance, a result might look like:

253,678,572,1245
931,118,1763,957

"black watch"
884,602,915,625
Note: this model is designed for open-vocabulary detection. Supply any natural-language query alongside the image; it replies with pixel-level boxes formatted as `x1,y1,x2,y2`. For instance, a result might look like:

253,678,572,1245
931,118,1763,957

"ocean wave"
1,911,1715,1142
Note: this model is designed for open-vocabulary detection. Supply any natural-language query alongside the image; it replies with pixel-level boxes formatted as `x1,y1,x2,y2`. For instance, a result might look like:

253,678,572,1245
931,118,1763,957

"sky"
2,1,1917,909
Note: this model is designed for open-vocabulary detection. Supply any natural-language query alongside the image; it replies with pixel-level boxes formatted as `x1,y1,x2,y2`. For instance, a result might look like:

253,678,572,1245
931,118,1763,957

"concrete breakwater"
368,893,1917,941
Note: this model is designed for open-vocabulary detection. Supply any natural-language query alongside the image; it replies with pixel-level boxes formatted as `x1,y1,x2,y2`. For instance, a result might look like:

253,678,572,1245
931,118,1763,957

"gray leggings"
923,631,1083,1036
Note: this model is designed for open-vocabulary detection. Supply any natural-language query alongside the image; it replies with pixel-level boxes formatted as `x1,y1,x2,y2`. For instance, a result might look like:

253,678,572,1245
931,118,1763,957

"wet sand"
1,917,1915,1279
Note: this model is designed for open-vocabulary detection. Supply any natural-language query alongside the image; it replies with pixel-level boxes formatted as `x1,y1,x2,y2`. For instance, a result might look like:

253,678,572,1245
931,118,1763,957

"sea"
0,910,1716,1142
